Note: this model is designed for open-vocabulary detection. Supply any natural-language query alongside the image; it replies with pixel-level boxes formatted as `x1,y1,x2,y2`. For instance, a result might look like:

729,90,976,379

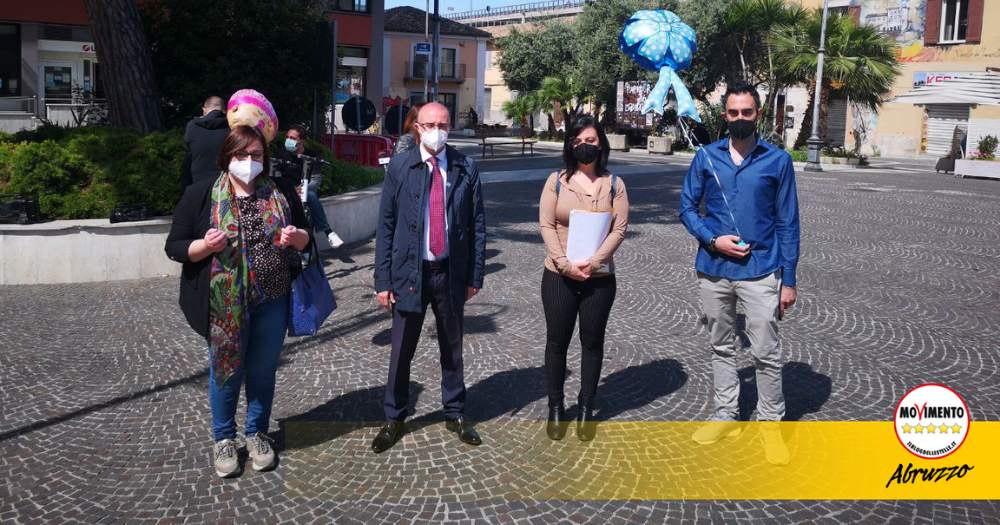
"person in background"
538,115,629,442
184,95,231,185
272,124,344,248
392,102,426,156
165,125,312,478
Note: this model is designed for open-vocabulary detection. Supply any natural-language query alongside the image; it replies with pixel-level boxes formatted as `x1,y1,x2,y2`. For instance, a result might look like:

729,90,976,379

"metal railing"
446,0,588,20
404,62,467,82
0,96,37,115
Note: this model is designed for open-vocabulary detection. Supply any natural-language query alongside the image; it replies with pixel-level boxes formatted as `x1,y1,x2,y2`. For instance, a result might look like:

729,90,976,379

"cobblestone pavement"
2,165,999,523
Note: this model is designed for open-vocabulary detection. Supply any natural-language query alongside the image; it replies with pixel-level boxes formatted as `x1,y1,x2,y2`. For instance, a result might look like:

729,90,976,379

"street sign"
415,43,431,55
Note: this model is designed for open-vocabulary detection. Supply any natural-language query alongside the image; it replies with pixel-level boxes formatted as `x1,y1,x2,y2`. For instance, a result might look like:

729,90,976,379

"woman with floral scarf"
165,125,312,478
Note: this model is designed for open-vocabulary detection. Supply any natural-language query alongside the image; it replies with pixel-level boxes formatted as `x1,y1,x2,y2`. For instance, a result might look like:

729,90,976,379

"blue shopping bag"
288,245,336,336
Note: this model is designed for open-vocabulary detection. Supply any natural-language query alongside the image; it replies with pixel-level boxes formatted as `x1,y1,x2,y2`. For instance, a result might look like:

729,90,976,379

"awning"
891,72,1000,106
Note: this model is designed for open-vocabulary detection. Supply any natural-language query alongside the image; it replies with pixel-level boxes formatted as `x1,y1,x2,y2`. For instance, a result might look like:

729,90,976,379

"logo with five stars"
894,384,970,459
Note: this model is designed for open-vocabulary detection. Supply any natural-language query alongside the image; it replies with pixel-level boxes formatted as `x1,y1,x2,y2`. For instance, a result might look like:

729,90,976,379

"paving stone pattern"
1,166,998,523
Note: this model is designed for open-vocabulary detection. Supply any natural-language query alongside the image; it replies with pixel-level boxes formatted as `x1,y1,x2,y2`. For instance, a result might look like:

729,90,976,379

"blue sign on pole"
415,43,432,55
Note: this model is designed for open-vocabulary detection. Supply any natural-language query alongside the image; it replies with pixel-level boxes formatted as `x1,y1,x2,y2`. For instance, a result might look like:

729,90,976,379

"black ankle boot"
577,402,596,441
546,402,567,440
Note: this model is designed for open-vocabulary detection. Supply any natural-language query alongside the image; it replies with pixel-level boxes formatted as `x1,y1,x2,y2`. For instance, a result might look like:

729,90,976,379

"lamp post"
805,0,830,172
432,0,441,100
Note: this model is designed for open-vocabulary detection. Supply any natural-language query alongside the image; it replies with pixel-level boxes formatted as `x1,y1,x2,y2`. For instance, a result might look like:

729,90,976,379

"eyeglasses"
233,150,264,162
417,122,451,132
726,108,757,118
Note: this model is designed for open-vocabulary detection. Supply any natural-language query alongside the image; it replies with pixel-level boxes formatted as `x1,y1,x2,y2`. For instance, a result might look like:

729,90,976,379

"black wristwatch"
708,236,718,251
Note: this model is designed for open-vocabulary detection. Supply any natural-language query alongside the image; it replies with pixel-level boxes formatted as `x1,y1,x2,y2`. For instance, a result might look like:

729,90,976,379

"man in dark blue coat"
372,102,486,453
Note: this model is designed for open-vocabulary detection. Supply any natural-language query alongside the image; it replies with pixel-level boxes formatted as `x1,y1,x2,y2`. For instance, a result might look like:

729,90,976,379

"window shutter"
848,6,861,24
925,0,942,45
966,0,984,43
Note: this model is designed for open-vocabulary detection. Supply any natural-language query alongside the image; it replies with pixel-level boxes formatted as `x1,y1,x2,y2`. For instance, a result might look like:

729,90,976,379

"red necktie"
428,156,445,258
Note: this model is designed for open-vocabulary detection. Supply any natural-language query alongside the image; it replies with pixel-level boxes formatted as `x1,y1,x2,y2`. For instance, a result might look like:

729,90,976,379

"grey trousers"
698,271,784,422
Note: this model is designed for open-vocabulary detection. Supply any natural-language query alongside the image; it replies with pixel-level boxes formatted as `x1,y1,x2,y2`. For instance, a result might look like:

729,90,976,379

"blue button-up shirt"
679,137,800,287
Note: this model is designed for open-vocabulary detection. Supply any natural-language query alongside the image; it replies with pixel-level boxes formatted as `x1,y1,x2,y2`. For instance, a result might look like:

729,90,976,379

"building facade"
0,0,98,130
327,0,385,133
803,0,998,158
0,0,385,134
382,7,489,129
449,1,586,127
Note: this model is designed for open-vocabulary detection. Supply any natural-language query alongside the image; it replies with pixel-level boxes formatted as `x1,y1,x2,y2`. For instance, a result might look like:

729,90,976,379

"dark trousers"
383,265,466,421
541,269,617,407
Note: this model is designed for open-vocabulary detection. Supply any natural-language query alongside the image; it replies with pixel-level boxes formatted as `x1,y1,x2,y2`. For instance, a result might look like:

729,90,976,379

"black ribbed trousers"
541,269,617,407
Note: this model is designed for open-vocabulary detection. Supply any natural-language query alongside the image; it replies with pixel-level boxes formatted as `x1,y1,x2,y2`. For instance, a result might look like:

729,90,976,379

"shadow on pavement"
410,365,548,432
737,361,832,422
594,358,689,422
276,383,425,453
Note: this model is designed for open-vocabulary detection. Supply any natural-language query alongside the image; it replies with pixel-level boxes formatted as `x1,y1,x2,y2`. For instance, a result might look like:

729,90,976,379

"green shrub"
973,135,997,160
0,124,186,220
790,149,808,163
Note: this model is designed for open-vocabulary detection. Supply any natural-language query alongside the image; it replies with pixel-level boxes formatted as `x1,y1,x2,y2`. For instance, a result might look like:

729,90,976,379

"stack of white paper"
565,209,613,266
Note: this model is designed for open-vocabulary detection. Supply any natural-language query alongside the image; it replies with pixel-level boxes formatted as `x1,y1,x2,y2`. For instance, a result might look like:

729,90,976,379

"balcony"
404,62,467,83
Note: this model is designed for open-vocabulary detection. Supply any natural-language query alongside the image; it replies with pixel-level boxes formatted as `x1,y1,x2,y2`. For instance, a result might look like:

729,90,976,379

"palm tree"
724,0,809,139
538,76,583,132
502,93,542,136
772,11,901,149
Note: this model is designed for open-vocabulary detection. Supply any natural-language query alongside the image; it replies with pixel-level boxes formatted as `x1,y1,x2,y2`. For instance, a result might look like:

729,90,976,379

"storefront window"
336,47,367,103
0,24,21,96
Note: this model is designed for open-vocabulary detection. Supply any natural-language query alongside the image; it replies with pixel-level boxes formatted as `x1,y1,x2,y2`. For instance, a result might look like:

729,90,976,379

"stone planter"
955,159,1000,179
821,156,860,166
0,184,384,285
647,135,673,155
607,134,629,152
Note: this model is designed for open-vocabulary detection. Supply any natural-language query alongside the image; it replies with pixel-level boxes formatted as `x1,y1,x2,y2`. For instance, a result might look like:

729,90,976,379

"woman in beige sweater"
538,115,629,441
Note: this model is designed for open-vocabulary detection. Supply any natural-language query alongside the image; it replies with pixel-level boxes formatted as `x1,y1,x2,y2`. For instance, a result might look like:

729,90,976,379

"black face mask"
573,143,601,165
728,119,757,141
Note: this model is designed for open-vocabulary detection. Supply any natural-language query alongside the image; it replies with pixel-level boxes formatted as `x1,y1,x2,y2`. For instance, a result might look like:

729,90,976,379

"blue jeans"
208,295,289,442
306,189,332,233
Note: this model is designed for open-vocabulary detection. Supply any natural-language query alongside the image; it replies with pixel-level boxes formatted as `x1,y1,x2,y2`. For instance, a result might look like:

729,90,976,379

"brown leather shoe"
371,421,405,453
445,417,483,446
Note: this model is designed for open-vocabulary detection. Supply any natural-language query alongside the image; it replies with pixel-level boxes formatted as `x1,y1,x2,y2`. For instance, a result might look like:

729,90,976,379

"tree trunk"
817,78,831,145
763,87,779,141
546,113,556,136
82,0,163,133
793,80,816,150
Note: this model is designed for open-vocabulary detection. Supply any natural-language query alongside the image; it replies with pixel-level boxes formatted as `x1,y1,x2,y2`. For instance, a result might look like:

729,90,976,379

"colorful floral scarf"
208,174,294,387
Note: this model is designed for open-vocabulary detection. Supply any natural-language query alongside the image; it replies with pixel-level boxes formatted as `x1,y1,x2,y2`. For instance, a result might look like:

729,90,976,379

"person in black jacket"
165,125,312,478
184,96,231,185
371,103,487,453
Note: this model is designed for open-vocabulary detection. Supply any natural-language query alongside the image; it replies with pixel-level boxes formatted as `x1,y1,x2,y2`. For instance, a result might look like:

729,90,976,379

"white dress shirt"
420,146,450,261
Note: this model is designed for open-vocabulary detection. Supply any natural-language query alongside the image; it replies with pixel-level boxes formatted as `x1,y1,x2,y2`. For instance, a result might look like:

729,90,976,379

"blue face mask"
284,138,299,152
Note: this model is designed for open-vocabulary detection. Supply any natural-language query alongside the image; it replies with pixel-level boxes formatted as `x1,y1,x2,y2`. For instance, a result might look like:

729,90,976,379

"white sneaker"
692,410,742,445
760,422,790,466
247,432,276,471
212,439,240,478
326,231,344,248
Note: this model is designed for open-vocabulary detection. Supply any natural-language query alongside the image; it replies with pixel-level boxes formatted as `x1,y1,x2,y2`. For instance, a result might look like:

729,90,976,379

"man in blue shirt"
679,81,800,466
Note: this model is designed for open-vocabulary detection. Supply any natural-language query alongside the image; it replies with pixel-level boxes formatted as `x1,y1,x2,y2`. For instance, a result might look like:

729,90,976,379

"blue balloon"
619,10,700,122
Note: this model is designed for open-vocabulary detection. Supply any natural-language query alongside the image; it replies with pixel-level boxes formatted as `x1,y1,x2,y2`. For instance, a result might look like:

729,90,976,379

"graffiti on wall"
856,0,929,62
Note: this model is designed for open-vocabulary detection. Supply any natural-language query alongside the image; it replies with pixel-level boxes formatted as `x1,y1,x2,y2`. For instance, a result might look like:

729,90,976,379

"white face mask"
228,158,264,184
420,128,448,152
